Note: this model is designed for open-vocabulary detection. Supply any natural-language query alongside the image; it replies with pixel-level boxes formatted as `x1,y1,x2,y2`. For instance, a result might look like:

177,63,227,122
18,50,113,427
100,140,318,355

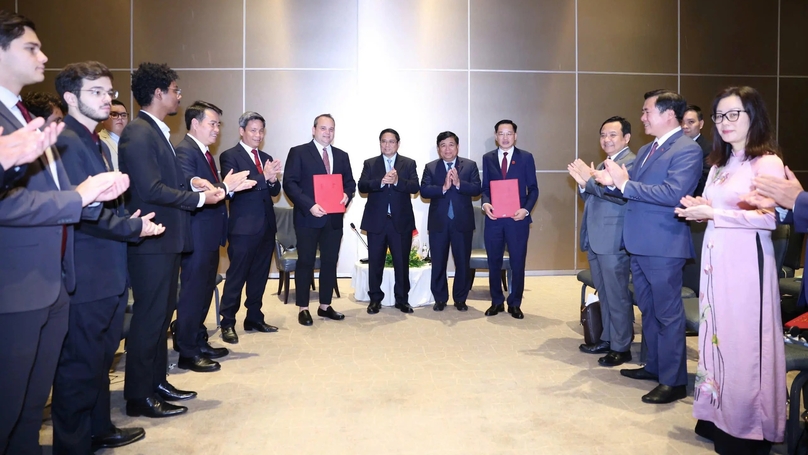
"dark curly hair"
22,91,65,119
131,62,178,107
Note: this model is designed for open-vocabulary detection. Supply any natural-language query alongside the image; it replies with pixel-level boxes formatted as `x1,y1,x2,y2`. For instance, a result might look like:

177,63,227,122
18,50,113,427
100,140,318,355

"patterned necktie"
642,141,659,167
446,162,454,219
15,101,32,123
322,147,331,174
205,150,219,182
251,149,262,173
501,151,509,178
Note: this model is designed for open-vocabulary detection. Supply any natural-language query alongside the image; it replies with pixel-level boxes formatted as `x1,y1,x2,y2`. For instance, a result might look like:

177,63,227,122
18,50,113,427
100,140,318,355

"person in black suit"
283,114,356,326
420,131,482,311
358,128,420,314
118,63,225,419
481,120,539,320
218,111,281,343
682,105,711,196
0,14,129,455
174,101,253,370
52,61,166,454
0,117,63,191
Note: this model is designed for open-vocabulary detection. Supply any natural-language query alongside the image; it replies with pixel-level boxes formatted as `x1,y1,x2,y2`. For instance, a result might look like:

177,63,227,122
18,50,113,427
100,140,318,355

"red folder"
490,179,520,219
314,173,345,214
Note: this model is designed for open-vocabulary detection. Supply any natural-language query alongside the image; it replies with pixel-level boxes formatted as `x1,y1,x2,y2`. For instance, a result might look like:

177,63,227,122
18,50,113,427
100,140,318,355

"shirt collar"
498,146,514,154
0,85,20,111
187,133,209,154
313,139,331,152
608,146,630,160
239,141,257,153
655,126,682,148
105,130,120,143
382,153,397,164
140,110,171,138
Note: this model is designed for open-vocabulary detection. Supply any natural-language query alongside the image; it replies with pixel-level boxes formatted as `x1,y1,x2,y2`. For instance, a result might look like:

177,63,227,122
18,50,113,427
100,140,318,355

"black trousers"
125,253,181,400
177,249,220,355
0,284,69,455
429,219,472,303
220,226,275,328
294,225,342,307
52,291,127,455
367,216,412,304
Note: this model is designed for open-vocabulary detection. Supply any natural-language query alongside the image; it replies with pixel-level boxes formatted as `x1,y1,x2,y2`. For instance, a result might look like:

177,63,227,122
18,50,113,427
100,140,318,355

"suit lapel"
0,102,24,130
309,141,327,174
636,132,680,179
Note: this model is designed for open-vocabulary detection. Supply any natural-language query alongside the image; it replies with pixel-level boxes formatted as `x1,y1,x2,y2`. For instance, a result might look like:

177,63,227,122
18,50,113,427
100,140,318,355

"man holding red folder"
481,120,539,319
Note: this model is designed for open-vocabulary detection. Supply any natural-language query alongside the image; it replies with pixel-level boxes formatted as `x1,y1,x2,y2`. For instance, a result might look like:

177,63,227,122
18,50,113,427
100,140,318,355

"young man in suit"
283,114,356,326
119,63,225,418
218,111,282,342
569,116,636,366
174,101,252,369
98,99,128,170
596,89,702,404
480,120,539,320
420,131,482,312
358,128,420,314
682,105,711,196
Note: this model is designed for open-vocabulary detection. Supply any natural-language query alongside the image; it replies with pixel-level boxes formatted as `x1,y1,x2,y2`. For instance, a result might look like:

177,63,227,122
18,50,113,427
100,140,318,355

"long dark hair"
708,86,780,167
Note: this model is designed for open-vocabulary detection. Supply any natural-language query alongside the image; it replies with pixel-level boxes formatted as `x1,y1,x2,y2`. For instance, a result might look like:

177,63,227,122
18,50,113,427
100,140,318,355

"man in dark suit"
218,111,281,341
175,101,253,369
0,117,63,191
52,61,166,454
596,89,702,404
420,131,482,312
0,14,129,454
283,114,356,326
119,63,225,419
682,105,711,196
480,120,539,320
358,128,420,314
569,116,636,367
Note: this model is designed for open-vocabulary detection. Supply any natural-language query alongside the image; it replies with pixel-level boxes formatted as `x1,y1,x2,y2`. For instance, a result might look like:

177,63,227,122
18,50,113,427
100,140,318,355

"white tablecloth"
351,261,434,307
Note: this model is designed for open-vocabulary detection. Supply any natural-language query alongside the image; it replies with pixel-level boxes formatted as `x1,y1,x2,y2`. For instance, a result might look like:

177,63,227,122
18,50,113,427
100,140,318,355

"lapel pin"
511,160,516,165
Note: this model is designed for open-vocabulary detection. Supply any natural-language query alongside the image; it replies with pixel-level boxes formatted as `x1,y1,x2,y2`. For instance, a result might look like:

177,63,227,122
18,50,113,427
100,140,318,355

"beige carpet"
39,275,784,454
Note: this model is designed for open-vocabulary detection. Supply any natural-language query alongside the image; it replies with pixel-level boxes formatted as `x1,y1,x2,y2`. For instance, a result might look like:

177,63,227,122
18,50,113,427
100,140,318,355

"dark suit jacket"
119,112,200,255
694,133,712,196
175,135,229,249
358,154,419,234
420,157,481,232
480,147,539,223
0,163,26,192
0,103,101,313
56,115,142,304
283,140,356,229
219,143,281,236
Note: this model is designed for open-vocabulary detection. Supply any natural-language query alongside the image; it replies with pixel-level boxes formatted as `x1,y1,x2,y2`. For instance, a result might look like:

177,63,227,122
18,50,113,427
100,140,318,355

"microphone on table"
349,223,369,263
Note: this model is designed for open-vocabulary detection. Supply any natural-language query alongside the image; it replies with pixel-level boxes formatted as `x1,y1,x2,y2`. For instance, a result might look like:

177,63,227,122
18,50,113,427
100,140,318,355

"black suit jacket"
283,140,356,229
694,133,712,196
56,115,142,304
119,112,200,255
175,135,229,249
219,143,281,236
480,147,539,223
420,157,481,232
358,154,419,234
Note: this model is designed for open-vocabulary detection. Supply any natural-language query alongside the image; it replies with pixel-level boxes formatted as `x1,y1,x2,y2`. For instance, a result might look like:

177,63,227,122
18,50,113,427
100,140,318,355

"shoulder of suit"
219,144,242,156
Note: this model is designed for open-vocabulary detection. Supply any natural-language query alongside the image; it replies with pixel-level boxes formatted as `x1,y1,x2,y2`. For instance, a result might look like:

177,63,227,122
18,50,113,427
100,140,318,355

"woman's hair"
708,86,781,167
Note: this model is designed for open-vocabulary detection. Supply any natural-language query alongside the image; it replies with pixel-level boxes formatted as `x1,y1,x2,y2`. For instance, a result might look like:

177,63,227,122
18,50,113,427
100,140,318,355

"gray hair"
238,111,265,129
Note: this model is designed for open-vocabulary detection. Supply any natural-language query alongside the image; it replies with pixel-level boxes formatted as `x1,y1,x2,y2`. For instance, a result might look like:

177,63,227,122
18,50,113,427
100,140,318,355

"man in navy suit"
420,131,482,311
119,63,225,419
284,114,355,326
596,89,702,404
175,101,253,369
480,120,539,320
218,111,282,341
358,128,420,314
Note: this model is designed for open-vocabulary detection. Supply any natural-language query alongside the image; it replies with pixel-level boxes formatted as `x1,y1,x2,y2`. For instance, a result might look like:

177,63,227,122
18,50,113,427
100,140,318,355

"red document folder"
313,173,345,214
490,179,520,219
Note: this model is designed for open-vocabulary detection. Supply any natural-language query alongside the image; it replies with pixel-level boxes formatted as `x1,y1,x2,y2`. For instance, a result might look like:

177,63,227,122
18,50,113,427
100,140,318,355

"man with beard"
98,99,127,170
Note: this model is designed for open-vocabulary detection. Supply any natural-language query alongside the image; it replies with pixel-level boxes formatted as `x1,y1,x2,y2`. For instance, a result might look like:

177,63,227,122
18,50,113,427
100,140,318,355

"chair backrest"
471,207,485,249
772,224,791,278
681,221,706,294
274,206,296,249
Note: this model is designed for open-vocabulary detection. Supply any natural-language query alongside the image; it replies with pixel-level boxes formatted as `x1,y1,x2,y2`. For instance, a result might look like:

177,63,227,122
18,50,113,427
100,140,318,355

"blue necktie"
446,162,454,219
386,158,393,214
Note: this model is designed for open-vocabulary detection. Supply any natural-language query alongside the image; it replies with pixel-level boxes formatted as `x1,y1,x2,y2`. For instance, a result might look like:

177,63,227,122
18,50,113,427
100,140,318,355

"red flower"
412,229,418,236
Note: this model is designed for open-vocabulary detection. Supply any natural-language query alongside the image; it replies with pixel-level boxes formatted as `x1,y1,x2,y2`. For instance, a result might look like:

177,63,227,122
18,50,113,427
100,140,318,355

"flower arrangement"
384,229,426,268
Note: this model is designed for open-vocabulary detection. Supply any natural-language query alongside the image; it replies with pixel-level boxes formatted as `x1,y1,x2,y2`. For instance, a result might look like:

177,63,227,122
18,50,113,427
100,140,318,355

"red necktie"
501,151,508,178
15,101,32,123
322,147,331,174
251,149,262,173
643,142,659,166
205,150,219,182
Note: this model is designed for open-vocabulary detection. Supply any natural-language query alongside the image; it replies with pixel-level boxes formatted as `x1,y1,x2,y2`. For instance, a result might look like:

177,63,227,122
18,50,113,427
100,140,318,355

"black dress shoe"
91,426,145,450
395,302,414,313
579,340,610,354
244,320,279,332
298,310,313,326
641,384,687,404
433,301,446,311
620,367,659,381
484,303,504,316
156,382,197,401
317,306,345,320
598,350,632,367
367,301,381,314
199,342,228,359
454,301,468,311
178,355,221,373
509,306,524,319
125,396,187,418
221,326,238,344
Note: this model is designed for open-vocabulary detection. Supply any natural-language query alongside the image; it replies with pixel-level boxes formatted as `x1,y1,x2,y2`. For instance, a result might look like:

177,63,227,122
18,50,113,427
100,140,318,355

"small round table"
351,261,434,307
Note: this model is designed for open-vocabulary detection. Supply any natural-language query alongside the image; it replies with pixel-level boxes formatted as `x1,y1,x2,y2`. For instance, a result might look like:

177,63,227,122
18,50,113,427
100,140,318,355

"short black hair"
22,91,65,119
379,128,400,142
55,61,113,104
238,111,265,129
436,131,459,146
131,62,178,107
684,104,703,121
644,89,687,122
111,99,127,110
600,116,631,136
184,100,222,130
0,11,34,51
494,119,517,133
313,113,335,128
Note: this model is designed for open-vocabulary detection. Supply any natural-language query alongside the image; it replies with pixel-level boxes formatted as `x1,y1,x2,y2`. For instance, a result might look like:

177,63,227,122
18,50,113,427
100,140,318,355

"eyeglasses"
108,112,128,119
711,110,746,123
496,132,514,137
81,89,118,99
168,87,182,97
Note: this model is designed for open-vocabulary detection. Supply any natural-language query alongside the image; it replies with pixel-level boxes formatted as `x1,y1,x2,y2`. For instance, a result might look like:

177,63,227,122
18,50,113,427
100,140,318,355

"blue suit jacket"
219,143,281,236
480,147,539,223
420,156,482,233
358,154,419,234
